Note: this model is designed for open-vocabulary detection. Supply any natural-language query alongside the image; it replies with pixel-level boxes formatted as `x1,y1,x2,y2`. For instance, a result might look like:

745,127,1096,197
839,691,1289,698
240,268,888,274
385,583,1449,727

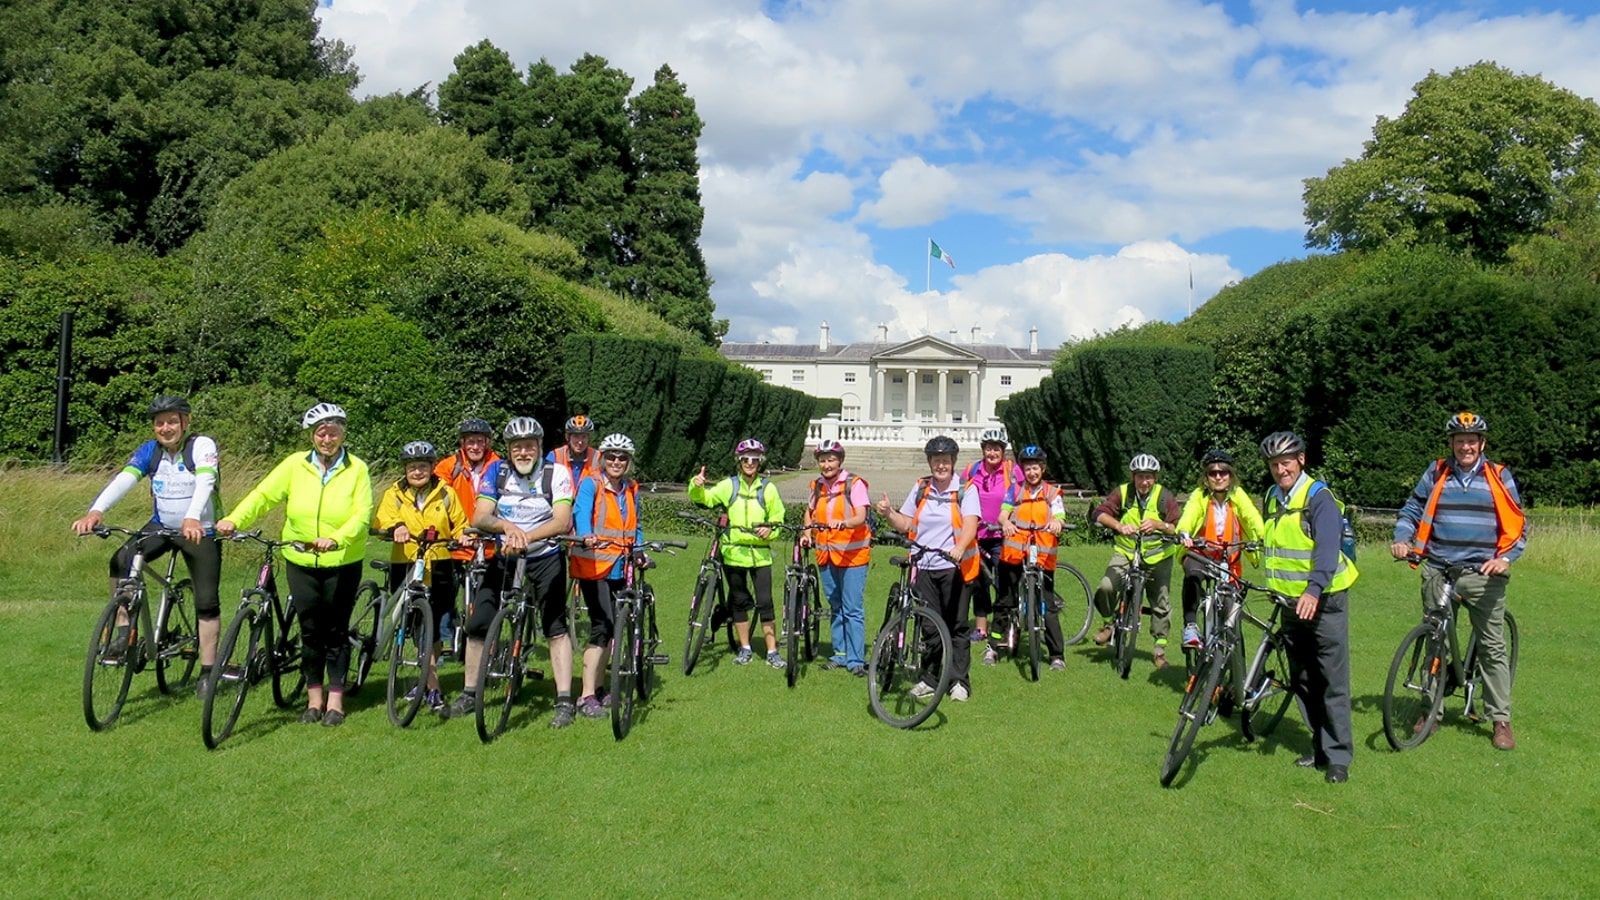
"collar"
308,448,347,473
1450,457,1486,478
1272,471,1311,505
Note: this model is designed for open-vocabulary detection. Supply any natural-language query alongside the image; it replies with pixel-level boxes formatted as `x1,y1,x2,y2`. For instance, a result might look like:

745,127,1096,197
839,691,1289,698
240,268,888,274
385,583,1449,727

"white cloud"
858,157,958,228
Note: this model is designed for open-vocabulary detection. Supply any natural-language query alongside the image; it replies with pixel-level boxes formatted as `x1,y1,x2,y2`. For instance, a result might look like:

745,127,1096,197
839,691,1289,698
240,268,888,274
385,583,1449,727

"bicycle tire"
1160,641,1229,786
1239,632,1293,741
567,580,587,648
345,580,382,694
202,603,266,750
611,596,638,741
385,594,434,728
874,586,905,694
1056,563,1095,646
637,590,659,703
1382,621,1448,751
83,595,138,732
270,604,304,708
784,579,801,688
154,579,198,694
867,604,953,729
804,565,822,661
1113,585,1141,680
1024,575,1042,682
682,567,717,676
476,605,521,744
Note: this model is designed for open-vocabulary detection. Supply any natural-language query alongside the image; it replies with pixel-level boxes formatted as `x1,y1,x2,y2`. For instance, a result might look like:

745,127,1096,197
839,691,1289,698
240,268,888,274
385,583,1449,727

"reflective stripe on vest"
568,477,637,580
908,478,981,582
1411,459,1526,558
810,474,871,568
1200,497,1243,577
1263,477,1358,596
1000,481,1060,570
1114,483,1175,564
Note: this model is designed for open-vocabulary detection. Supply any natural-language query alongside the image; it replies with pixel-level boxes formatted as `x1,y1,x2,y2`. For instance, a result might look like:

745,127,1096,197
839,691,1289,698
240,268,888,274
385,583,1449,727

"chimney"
1028,327,1038,354
819,320,830,352
970,325,980,345
877,322,889,343
948,329,958,342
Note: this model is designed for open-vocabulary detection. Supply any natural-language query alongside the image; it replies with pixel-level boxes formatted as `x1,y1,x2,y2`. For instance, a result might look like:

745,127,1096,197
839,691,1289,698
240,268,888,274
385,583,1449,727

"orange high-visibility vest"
1198,497,1243,577
1412,460,1525,558
568,477,637,581
810,473,871,567
908,477,981,582
553,446,600,483
1000,481,1061,570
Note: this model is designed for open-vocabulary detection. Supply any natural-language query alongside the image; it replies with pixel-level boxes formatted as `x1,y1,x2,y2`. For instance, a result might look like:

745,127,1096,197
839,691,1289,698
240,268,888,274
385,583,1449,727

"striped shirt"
1393,459,1526,565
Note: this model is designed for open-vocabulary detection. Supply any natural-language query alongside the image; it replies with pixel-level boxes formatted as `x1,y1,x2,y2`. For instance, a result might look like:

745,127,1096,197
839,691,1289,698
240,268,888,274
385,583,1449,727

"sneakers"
949,683,970,702
766,651,787,670
1492,721,1516,751
982,647,998,666
195,672,213,701
299,707,323,724
847,664,867,678
1152,645,1169,670
734,647,754,665
968,629,987,644
819,658,844,671
444,692,477,720
426,689,447,713
578,696,606,719
1093,623,1114,646
598,691,614,709
1182,623,1202,649
549,700,576,729
322,709,346,727
1049,658,1065,671
403,685,422,703
908,681,936,700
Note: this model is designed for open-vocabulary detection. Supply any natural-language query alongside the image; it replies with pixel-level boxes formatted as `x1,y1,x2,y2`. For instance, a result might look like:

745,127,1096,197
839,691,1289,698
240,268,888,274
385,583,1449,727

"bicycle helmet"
1128,453,1161,473
457,417,492,436
1018,444,1047,463
598,433,635,455
924,435,959,457
1445,411,1488,435
979,428,1007,447
813,439,845,458
1200,448,1235,468
734,438,767,457
564,414,595,434
1259,431,1306,459
302,402,347,429
399,440,437,462
503,416,544,440
148,395,191,417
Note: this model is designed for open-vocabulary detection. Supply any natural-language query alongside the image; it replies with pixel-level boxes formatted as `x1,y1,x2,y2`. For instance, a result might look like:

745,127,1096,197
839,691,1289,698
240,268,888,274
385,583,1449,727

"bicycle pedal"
645,654,670,666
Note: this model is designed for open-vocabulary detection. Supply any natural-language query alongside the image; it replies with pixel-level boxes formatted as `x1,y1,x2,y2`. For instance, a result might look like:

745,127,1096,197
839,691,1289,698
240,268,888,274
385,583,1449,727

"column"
906,367,918,422
874,367,887,420
971,366,982,422
937,369,949,423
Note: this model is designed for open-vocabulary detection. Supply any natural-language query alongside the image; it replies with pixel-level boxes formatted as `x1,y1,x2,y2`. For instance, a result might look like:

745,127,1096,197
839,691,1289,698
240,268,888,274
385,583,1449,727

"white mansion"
720,322,1056,445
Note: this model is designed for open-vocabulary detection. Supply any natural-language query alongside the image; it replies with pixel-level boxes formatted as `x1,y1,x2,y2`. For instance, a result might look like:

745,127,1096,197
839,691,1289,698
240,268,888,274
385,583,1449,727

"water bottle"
1340,517,1358,562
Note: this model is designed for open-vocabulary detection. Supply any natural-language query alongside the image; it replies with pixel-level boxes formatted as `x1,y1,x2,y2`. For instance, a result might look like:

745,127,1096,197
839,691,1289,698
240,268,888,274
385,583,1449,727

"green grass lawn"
3,470,1597,896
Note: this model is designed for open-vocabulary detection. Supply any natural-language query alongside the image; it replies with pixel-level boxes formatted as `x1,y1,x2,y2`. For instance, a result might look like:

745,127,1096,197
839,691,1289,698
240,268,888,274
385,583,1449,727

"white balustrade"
806,416,1003,446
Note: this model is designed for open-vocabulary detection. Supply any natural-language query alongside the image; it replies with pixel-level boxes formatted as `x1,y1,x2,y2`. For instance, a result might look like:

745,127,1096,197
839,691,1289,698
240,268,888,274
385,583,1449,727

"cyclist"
71,395,223,697
800,439,870,676
994,444,1068,670
963,429,1022,644
373,441,470,714
1260,430,1358,783
215,402,373,727
548,414,600,486
434,417,500,647
1389,411,1525,751
875,435,980,701
1175,449,1265,650
1090,453,1180,669
568,433,645,718
688,439,788,669
454,417,578,727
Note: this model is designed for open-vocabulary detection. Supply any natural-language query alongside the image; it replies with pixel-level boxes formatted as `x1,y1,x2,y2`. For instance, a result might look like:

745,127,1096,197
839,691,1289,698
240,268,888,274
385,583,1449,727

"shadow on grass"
101,680,194,730
1159,710,1313,789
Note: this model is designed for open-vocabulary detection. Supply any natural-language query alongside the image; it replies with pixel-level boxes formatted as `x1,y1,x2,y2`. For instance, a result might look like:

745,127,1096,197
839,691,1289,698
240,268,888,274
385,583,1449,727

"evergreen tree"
437,40,523,158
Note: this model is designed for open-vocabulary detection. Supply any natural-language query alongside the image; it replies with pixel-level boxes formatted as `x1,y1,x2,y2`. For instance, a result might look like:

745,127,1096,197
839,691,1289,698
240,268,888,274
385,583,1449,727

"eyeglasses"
738,456,764,465
603,453,630,463
1205,469,1232,478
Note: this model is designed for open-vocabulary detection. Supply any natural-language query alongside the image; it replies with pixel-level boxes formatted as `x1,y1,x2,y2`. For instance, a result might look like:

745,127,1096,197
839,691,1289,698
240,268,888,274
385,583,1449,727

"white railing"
807,416,1003,446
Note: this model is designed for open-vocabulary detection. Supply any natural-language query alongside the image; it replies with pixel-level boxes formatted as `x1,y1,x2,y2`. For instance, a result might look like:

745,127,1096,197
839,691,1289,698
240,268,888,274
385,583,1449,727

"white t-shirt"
899,479,981,571
479,461,574,559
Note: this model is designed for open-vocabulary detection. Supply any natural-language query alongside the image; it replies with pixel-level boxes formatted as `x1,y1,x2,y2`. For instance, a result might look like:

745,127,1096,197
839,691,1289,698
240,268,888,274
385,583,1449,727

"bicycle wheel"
784,580,801,688
270,604,304,708
637,591,659,703
1382,622,1448,751
682,567,718,676
867,605,953,729
1160,643,1230,786
345,581,382,694
1461,610,1519,722
567,580,588,647
611,596,638,741
1024,577,1042,682
154,579,198,694
203,604,267,750
1239,632,1293,741
1113,586,1140,680
385,594,434,728
1056,563,1095,646
83,595,138,731
476,606,522,743
804,565,823,661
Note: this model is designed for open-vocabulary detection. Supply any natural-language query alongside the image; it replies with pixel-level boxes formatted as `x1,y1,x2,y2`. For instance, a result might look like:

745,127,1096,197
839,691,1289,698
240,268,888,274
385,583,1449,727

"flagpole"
1187,262,1194,317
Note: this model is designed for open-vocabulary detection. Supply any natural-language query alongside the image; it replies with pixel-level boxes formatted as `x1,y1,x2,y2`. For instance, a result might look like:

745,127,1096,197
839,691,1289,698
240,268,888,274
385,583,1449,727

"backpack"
495,462,555,503
1268,480,1357,562
138,435,223,515
810,473,877,532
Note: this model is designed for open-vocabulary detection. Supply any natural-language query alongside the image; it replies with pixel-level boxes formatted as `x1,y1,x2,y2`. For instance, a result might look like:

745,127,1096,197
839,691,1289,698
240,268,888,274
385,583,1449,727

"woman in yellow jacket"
687,438,787,668
217,403,373,727
1174,449,1265,650
372,441,469,713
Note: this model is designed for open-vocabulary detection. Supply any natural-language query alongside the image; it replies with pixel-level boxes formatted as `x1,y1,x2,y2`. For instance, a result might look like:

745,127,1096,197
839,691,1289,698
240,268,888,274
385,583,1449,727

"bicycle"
867,536,956,729
365,529,471,727
576,536,687,740
771,523,825,687
471,541,558,743
1382,555,1520,751
1159,551,1296,786
201,531,309,750
679,510,741,675
80,525,199,731
986,522,1087,681
1105,531,1179,680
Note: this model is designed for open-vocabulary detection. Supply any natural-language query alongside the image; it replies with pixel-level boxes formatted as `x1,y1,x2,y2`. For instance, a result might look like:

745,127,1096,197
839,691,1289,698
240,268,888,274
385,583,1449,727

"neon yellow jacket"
1175,484,1266,567
372,478,468,565
227,450,374,568
688,474,785,568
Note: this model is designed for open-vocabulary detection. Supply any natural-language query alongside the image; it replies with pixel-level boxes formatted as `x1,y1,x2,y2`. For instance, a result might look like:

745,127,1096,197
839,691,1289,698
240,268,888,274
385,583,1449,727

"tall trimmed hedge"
562,334,679,472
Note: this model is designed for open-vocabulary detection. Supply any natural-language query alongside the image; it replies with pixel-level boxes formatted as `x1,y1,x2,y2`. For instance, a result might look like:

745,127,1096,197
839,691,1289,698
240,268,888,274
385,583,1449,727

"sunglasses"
738,455,764,465
1206,469,1233,478
603,453,631,463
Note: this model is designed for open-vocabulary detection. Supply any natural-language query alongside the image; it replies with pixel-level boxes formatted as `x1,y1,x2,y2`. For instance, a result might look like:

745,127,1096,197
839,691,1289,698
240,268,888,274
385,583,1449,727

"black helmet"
148,395,191,417
399,440,437,462
1259,431,1306,459
1200,448,1234,468
924,435,959,457
1445,411,1488,435
1018,444,1047,463
458,417,492,436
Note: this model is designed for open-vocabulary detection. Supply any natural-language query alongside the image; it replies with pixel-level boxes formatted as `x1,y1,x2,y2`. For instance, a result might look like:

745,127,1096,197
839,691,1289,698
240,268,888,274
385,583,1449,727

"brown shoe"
1492,721,1515,751
1152,648,1169,670
1413,716,1438,737
1093,625,1114,646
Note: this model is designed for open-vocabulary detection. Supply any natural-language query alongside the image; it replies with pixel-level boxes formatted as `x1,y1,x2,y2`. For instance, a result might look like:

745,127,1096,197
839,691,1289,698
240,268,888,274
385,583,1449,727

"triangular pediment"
871,334,983,362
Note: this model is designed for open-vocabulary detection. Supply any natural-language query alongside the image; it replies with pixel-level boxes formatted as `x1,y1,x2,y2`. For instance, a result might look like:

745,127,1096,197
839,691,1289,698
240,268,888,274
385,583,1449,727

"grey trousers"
1283,589,1352,768
1423,567,1513,721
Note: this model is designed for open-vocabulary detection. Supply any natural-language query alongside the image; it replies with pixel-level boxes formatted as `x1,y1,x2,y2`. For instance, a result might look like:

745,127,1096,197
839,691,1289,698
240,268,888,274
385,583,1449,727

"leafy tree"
437,40,524,156
1304,62,1600,262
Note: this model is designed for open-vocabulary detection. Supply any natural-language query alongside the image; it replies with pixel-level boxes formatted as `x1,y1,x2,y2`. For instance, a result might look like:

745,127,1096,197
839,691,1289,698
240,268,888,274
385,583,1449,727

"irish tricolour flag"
930,239,956,269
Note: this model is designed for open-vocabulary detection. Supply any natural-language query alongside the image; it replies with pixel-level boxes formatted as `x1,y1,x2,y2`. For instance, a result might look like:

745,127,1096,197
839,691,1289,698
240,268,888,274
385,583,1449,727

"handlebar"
368,527,473,552
872,533,958,566
224,530,311,553
86,524,183,540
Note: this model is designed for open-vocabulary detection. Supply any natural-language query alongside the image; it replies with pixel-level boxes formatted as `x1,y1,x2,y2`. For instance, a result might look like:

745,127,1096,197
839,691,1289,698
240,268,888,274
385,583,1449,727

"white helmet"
1128,453,1161,473
302,402,347,429
503,417,544,440
598,433,636,455
979,428,1007,446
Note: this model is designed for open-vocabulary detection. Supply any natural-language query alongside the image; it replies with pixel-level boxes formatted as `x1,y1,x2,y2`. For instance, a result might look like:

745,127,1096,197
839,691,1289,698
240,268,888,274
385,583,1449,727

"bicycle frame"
94,525,184,663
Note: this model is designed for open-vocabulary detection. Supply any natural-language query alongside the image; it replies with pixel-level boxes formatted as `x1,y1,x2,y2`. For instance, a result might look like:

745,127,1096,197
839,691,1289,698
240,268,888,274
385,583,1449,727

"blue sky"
317,0,1600,347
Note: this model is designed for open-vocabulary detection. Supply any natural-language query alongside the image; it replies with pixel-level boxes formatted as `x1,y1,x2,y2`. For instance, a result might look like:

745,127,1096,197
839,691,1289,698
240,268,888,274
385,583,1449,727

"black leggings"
969,537,1003,618
285,561,362,690
577,577,620,647
724,564,774,624
111,530,223,619
996,563,1065,658
915,567,972,691
387,559,460,639
468,552,567,640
